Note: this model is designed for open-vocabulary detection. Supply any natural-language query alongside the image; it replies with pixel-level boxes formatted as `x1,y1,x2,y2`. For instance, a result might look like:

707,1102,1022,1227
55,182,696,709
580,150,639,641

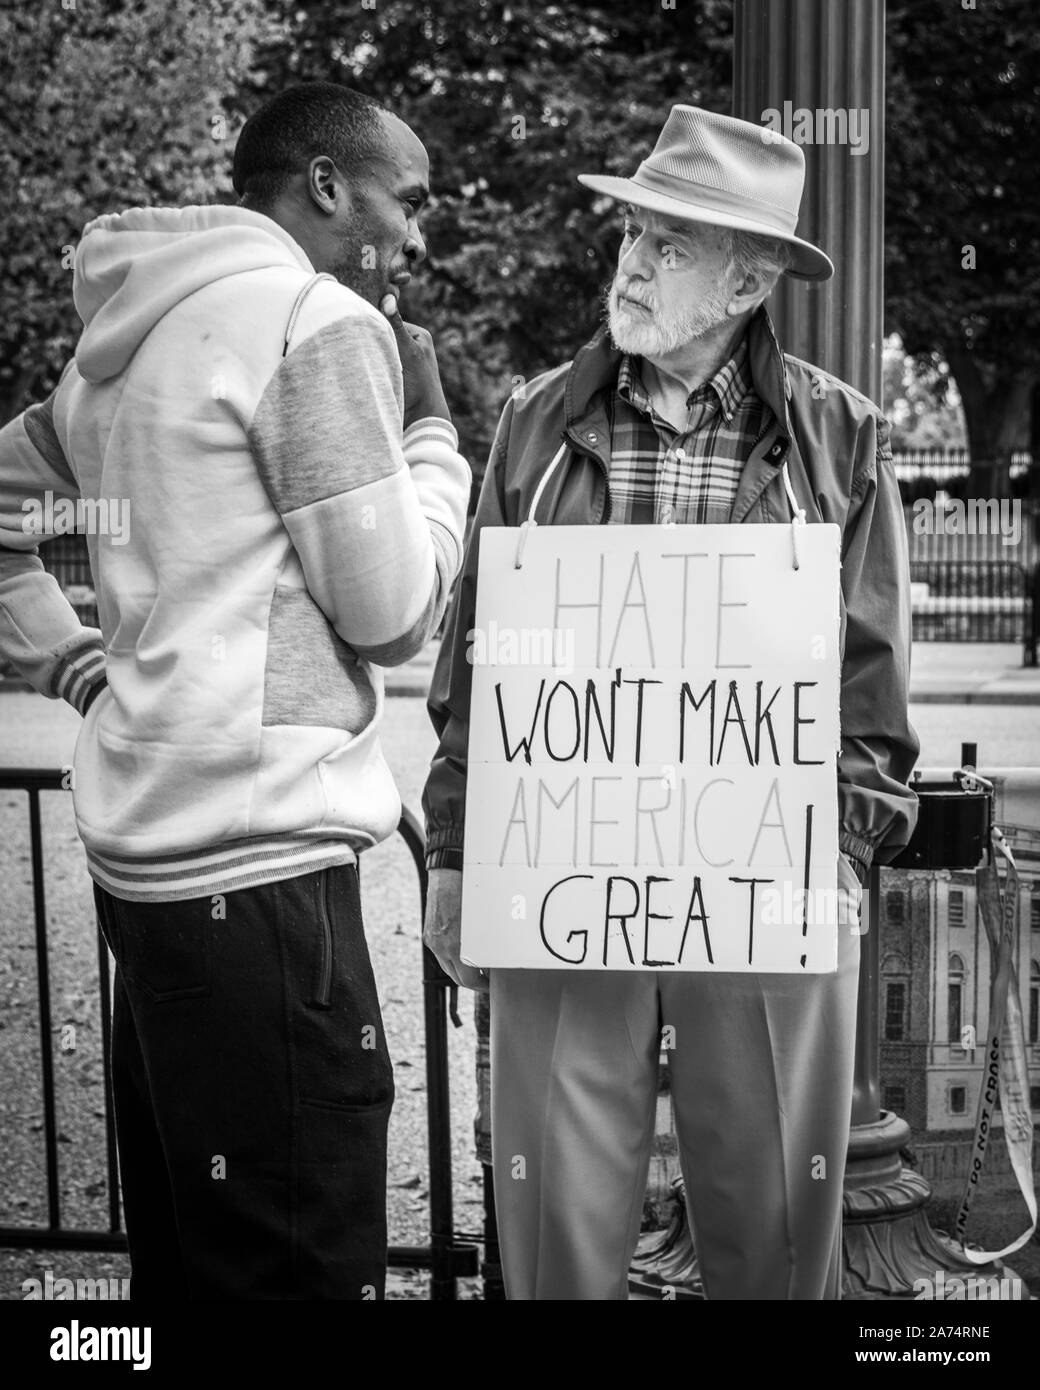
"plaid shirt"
608,336,770,525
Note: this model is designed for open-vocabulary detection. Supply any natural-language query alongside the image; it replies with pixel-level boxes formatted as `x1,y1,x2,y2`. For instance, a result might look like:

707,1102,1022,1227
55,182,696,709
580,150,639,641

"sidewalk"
906,643,1040,705
387,641,1040,705
4,641,1040,705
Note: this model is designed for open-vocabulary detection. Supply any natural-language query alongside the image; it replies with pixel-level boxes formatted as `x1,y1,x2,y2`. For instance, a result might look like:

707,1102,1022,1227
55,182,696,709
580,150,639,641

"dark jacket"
423,306,919,876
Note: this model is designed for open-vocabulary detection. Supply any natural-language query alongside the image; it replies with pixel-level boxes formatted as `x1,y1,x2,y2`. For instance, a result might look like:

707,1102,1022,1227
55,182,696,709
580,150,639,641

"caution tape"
955,827,1037,1263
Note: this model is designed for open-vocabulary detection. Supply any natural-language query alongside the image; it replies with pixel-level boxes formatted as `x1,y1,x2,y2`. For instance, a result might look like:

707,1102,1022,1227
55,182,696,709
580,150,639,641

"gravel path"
0,690,483,1300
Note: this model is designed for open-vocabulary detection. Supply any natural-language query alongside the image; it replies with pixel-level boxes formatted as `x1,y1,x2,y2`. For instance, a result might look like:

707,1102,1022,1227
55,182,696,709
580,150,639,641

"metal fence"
0,770,481,1300
910,560,1038,660
893,448,1034,488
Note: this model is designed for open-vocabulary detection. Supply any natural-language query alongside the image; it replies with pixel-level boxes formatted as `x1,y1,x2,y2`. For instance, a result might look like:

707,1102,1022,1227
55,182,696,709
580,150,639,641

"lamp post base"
842,1111,1029,1300
628,1113,1028,1301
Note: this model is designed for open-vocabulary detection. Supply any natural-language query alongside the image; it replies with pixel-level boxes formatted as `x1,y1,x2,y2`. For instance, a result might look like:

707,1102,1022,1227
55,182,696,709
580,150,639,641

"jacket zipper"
316,872,333,1007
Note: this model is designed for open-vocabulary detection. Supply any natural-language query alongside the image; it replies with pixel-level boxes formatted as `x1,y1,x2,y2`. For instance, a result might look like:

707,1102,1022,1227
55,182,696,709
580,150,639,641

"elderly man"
423,104,918,1300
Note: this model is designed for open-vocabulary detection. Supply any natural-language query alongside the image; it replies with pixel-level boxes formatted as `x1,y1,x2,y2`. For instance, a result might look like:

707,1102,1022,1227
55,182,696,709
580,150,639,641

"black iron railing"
0,770,479,1298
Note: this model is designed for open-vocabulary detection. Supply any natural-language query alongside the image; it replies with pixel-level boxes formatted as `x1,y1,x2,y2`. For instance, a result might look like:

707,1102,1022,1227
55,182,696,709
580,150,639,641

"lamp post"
730,0,1023,1299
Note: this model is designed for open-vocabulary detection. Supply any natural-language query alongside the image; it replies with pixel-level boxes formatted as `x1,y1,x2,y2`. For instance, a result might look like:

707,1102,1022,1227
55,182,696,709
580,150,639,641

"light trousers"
489,918,860,1300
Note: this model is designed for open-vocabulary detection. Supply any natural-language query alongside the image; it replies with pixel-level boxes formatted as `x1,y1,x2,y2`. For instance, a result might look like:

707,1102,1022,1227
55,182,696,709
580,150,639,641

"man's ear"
726,267,778,318
305,156,347,218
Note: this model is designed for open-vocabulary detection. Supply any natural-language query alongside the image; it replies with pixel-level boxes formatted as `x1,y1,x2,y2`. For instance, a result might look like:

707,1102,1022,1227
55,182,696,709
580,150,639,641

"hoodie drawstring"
283,273,338,356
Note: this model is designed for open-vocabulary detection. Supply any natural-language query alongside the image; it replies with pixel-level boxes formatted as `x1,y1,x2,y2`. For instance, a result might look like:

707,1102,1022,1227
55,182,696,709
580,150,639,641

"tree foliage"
886,0,1040,478
0,0,280,420
4,0,1036,491
251,0,733,482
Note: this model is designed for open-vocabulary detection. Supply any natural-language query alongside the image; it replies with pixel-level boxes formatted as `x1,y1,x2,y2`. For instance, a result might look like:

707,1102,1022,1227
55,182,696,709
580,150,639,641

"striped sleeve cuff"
403,416,460,456
54,641,107,715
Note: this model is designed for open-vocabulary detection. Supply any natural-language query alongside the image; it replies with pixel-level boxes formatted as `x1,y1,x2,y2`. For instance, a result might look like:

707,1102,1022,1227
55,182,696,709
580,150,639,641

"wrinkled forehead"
622,202,730,251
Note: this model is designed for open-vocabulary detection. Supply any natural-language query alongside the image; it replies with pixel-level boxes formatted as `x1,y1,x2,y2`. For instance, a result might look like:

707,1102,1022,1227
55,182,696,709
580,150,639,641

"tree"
0,0,280,422
883,335,967,452
252,0,733,484
886,0,1040,492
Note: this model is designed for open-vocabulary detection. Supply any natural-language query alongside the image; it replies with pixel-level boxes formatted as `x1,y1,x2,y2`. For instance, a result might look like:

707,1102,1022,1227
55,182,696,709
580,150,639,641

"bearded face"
606,272,735,358
604,206,740,362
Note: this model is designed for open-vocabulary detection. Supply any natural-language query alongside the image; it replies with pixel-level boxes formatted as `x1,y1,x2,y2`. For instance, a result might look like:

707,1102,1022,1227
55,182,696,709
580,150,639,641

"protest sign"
461,523,843,972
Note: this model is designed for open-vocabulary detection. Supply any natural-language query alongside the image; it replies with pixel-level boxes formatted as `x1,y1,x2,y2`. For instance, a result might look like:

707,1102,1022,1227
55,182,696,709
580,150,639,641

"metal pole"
29,787,61,1232
96,920,122,1234
733,0,885,403
397,806,480,1299
731,0,1011,1299
733,0,887,1145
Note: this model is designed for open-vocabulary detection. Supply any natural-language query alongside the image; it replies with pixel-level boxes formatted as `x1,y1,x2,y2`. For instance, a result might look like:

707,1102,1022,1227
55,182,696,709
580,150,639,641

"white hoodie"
0,205,470,900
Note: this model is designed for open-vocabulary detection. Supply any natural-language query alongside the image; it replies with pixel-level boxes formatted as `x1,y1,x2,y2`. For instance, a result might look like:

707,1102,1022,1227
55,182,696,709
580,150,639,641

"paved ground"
909,642,1040,705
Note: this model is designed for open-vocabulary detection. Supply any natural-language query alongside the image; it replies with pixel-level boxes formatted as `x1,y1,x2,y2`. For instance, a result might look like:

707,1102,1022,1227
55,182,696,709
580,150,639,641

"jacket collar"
565,304,795,443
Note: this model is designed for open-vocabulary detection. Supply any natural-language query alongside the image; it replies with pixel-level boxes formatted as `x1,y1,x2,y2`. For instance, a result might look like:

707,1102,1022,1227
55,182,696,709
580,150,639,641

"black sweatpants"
94,863,393,1299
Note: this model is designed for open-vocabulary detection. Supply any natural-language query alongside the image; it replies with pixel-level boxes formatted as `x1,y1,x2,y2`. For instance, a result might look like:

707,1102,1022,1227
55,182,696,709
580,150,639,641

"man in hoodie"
0,83,470,1299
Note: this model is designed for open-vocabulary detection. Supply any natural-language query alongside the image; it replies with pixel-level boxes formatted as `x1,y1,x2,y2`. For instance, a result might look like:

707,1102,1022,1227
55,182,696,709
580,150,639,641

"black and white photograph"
0,0,1036,1363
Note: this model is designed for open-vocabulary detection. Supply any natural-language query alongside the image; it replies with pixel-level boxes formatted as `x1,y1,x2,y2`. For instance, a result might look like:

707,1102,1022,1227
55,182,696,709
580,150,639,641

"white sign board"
462,524,843,973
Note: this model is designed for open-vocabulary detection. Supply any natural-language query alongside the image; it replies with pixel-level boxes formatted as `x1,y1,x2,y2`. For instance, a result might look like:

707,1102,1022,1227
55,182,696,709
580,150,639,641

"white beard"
607,275,733,357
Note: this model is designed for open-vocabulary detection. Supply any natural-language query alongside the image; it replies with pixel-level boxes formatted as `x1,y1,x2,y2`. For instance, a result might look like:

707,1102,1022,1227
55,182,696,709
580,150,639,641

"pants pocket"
292,866,394,1112
104,893,214,1003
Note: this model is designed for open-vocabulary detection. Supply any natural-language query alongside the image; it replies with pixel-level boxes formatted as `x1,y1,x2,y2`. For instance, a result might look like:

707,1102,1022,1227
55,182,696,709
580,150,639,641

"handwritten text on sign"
462,525,843,973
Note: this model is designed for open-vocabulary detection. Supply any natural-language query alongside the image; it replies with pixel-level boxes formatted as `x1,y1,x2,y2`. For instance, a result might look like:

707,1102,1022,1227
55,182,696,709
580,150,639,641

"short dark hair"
232,82,387,206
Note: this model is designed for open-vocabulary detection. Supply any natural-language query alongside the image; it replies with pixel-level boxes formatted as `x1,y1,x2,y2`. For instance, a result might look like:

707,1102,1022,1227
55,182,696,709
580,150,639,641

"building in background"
879,844,1040,1189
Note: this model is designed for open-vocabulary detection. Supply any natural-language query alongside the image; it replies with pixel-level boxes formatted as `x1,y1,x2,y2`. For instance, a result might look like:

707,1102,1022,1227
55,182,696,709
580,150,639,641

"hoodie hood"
73,205,314,383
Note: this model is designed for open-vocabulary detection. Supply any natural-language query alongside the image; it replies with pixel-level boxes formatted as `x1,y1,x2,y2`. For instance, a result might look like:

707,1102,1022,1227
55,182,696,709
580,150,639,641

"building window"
883,1085,906,1114
948,954,965,1043
884,981,907,1042
948,889,965,927
949,1085,967,1115
1031,894,1040,931
1030,962,1039,1045
886,890,905,924
1031,1086,1040,1112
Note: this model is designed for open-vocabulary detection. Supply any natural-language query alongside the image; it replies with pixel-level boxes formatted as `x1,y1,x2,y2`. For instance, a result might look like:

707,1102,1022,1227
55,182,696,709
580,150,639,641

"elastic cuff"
55,646,107,715
426,847,464,871
80,676,108,716
839,835,874,887
424,822,465,853
403,416,459,451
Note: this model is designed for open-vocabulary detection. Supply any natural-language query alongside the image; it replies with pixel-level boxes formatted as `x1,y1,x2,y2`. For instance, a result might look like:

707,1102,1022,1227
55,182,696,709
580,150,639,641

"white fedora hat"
578,104,834,282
